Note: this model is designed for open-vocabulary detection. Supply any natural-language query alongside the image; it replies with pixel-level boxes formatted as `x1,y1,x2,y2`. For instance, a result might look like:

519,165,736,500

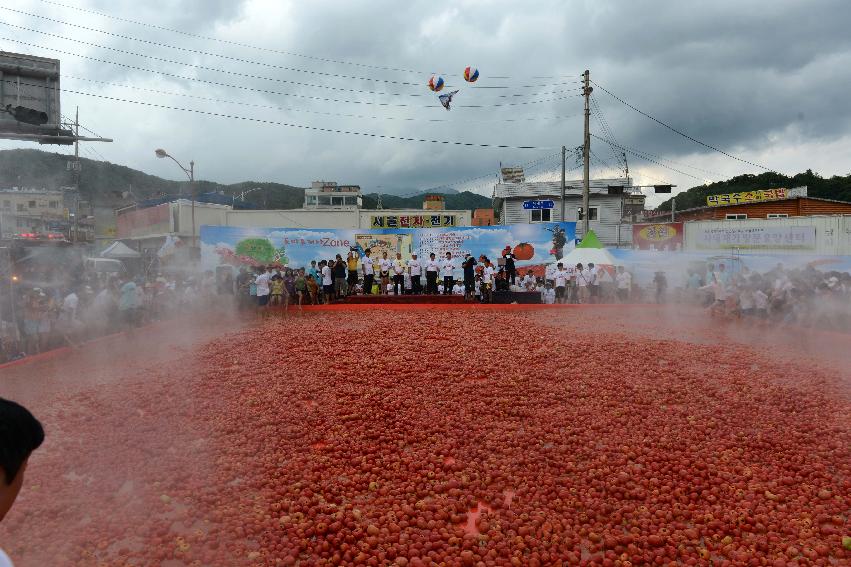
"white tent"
101,241,141,259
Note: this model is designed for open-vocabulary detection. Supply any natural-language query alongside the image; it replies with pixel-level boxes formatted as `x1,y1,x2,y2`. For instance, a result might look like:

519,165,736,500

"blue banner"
201,222,576,276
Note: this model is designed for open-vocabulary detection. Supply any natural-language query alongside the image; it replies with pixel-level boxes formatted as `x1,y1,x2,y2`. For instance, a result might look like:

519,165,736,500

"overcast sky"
1,0,849,206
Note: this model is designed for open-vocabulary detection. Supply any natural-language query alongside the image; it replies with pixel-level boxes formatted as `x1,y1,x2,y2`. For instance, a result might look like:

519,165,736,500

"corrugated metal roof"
494,178,629,199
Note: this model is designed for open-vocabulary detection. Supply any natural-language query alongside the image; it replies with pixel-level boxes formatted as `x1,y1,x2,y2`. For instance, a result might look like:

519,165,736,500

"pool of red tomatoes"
0,307,849,566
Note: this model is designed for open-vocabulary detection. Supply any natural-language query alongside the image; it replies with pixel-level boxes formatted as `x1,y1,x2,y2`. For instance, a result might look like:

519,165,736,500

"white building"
493,178,639,246
303,181,362,209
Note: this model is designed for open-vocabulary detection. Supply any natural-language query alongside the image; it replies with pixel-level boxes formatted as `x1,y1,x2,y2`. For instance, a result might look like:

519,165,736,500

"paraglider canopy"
438,90,459,110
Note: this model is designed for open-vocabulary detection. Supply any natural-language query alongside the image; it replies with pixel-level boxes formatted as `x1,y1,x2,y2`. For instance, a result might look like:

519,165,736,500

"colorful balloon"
428,75,445,92
463,66,479,82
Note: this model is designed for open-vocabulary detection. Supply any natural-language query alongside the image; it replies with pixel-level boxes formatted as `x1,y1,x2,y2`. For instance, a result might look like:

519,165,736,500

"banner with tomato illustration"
201,222,576,278
632,222,683,251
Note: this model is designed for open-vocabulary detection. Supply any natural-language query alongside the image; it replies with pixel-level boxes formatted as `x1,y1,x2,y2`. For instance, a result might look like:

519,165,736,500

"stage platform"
342,294,469,305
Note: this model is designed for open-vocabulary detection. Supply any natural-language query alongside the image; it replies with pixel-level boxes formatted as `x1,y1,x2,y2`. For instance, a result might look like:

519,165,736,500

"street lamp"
155,148,196,248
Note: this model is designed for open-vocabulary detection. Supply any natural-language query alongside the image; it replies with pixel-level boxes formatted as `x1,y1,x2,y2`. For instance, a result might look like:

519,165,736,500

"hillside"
0,149,489,212
0,149,306,209
657,170,851,211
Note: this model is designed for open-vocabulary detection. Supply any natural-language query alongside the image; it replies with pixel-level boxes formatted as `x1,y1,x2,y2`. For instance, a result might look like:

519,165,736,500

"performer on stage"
441,252,455,295
425,253,440,295
392,252,405,295
361,248,375,294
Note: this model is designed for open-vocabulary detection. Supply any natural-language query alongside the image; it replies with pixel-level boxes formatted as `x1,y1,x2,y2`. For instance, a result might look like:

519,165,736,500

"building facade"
472,208,496,226
303,181,362,209
493,178,635,246
675,196,851,222
0,187,94,241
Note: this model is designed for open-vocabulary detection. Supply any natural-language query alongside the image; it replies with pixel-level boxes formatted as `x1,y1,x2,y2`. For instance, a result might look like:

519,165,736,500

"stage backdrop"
201,222,576,278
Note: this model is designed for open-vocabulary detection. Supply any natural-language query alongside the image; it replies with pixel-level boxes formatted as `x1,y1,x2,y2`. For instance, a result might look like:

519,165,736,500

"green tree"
235,238,276,263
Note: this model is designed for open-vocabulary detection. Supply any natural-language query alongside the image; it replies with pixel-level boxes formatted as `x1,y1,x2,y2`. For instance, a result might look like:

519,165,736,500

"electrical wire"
0,35,581,110
0,6,581,91
24,81,557,150
591,79,774,172
33,0,584,81
0,20,581,101
590,133,702,181
63,75,584,125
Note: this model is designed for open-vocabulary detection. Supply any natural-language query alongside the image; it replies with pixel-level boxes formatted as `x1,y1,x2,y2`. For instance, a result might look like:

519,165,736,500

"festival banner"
201,222,577,277
694,226,816,250
632,222,683,251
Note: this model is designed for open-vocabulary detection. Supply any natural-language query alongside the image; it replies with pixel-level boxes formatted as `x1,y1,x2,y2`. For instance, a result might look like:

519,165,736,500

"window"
530,209,551,222
28,200,36,208
725,213,747,220
766,213,788,219
49,200,59,208
17,218,25,228
2,200,9,209
16,203,24,212
577,206,599,221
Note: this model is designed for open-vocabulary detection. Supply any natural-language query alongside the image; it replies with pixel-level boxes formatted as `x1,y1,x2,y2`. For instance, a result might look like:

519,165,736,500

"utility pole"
73,106,80,243
671,194,676,222
189,160,195,248
581,70,592,235
560,145,566,222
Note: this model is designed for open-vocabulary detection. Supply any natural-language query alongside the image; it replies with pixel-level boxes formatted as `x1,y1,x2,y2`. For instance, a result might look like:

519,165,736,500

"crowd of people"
237,246,641,308
0,270,228,363
3,251,850,363
684,261,851,330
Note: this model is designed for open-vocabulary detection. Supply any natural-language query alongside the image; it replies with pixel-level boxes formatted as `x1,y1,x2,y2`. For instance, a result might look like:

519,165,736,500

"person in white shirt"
441,252,455,295
481,258,495,303
474,277,482,301
321,260,334,302
378,252,392,295
753,287,769,318
425,253,440,295
553,263,568,303
361,248,375,295
408,253,422,294
615,266,632,303
254,266,272,308
541,284,556,304
452,281,464,295
521,270,536,291
392,253,405,295
587,263,600,303
0,398,44,567
565,263,577,303
61,290,79,320
575,263,590,304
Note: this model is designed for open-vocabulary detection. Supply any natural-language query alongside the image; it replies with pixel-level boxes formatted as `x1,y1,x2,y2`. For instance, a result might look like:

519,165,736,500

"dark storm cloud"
2,0,850,195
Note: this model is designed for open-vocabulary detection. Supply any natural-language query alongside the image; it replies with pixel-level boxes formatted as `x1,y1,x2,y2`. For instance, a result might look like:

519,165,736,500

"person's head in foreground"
0,398,44,522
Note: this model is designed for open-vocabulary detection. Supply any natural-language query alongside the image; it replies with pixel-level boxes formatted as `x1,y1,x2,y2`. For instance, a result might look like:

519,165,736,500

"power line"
590,133,702,181
0,36,581,110
32,0,583,81
0,20,579,101
13,80,554,150
591,79,774,172
63,75,584,125
0,6,581,92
